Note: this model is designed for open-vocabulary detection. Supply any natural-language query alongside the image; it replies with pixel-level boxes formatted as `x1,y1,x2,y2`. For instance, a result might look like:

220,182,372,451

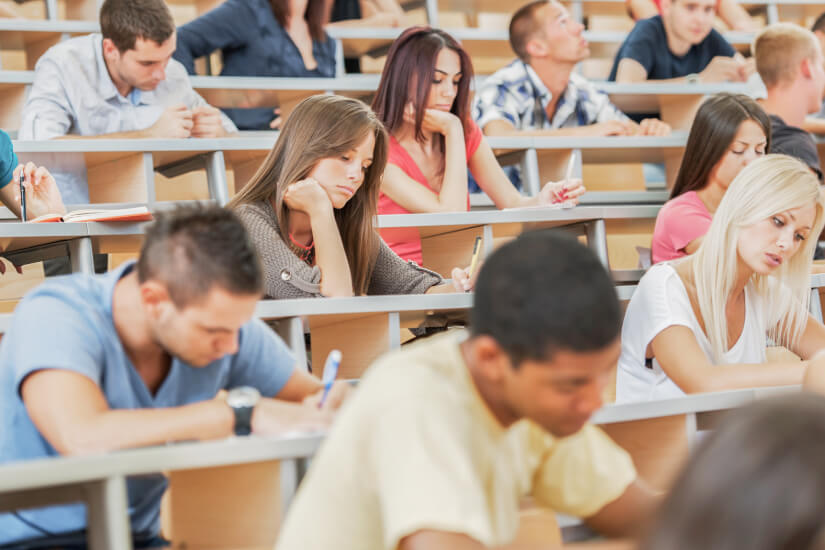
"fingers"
451,267,472,292
270,108,283,130
639,118,671,136
319,381,350,411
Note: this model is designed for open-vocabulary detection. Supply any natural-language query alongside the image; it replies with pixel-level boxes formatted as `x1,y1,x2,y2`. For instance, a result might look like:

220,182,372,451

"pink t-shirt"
651,191,713,264
378,120,483,265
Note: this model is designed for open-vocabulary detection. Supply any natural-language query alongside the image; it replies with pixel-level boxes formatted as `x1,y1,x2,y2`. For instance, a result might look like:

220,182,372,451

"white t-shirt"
616,263,767,403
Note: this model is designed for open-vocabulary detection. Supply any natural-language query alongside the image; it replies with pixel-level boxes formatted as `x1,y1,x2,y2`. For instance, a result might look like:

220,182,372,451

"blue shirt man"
0,204,341,546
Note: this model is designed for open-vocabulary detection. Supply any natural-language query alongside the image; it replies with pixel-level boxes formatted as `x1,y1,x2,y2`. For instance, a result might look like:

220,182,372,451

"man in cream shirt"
276,232,654,549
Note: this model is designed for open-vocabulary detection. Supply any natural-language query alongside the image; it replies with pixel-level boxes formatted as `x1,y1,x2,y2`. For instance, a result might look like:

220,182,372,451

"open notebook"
29,206,153,223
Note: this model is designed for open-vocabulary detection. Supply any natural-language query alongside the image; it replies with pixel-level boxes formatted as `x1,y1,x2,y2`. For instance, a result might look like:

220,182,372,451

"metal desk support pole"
585,219,610,270
522,148,541,197
811,288,823,323
424,0,438,26
206,151,229,206
86,475,132,550
69,238,95,275
45,0,58,20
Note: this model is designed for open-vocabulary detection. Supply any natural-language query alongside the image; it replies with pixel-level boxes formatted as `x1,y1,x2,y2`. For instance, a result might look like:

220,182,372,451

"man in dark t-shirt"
755,23,825,181
609,0,752,83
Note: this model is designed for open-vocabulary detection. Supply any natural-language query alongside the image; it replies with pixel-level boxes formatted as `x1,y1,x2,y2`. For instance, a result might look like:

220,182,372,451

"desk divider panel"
420,225,485,277
166,461,283,550
0,84,26,129
309,312,393,380
600,414,692,491
605,218,655,269
87,152,153,203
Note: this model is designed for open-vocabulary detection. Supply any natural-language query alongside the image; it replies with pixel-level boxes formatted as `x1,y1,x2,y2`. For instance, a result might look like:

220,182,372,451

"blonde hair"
693,154,825,362
754,23,820,88
228,95,388,295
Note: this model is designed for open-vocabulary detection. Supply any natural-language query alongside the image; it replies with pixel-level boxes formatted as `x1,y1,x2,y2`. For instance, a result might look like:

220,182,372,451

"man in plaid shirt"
472,0,670,186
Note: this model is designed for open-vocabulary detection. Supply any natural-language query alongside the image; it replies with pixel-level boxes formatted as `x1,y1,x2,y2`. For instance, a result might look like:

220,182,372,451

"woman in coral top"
371,27,585,265
651,93,770,264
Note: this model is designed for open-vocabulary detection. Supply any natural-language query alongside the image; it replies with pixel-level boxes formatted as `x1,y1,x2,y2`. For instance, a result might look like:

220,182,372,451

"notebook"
29,206,153,223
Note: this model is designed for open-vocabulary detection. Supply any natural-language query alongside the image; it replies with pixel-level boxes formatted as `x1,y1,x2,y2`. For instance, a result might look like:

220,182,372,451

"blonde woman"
229,95,471,299
617,154,825,403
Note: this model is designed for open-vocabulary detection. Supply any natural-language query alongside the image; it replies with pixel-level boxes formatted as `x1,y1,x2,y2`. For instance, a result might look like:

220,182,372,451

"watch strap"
232,404,254,436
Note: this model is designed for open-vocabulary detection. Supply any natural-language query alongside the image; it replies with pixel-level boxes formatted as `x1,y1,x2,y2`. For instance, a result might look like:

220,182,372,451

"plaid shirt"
473,60,628,131
472,61,629,190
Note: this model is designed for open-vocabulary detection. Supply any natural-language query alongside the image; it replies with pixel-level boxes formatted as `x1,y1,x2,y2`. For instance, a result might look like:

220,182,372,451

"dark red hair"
371,26,475,146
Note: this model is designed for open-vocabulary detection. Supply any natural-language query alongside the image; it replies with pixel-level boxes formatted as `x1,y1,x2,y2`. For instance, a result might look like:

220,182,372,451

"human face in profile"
737,204,815,275
308,132,376,209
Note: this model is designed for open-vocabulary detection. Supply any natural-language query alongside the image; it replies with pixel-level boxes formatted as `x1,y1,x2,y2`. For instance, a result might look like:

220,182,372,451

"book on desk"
29,206,153,223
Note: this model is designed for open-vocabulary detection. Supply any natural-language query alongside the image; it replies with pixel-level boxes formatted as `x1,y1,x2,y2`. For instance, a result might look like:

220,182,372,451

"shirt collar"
93,33,158,106
523,62,552,105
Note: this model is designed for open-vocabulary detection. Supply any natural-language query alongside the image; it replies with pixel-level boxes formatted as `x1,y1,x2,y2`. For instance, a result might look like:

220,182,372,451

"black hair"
137,204,263,307
470,230,621,366
813,12,825,34
641,393,825,550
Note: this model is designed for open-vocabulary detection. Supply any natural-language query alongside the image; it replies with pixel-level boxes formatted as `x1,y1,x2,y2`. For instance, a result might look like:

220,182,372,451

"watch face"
227,386,261,408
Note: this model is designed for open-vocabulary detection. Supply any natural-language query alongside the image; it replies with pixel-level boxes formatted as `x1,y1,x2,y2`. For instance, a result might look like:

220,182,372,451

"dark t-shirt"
608,16,735,81
769,114,823,181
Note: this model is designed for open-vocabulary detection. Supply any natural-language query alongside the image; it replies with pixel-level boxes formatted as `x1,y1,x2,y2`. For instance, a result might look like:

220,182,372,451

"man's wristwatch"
226,386,261,436
686,73,701,84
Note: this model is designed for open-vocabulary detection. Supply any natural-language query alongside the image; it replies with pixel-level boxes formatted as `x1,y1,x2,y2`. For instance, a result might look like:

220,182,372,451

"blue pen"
318,349,342,408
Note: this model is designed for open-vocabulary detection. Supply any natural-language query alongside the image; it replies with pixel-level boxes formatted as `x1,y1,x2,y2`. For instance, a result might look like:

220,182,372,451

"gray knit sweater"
235,201,444,299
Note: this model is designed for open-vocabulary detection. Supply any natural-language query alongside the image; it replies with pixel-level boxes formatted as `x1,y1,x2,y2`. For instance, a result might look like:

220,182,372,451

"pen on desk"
467,236,483,282
318,349,342,408
19,171,26,222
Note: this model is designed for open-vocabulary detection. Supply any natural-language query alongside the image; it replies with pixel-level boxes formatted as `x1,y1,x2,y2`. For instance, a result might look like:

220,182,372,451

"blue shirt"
0,128,18,189
608,16,735,81
0,261,296,543
174,0,337,130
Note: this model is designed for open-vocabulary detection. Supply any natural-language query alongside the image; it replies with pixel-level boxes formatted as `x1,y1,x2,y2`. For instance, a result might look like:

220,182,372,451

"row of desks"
0,383,798,549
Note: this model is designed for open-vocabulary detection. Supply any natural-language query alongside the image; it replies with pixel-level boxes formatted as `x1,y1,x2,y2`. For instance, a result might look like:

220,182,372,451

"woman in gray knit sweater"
228,95,470,299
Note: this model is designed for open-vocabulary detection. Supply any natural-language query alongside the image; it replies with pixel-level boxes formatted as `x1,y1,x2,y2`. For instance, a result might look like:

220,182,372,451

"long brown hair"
228,95,388,295
670,93,771,199
372,26,475,147
269,0,329,42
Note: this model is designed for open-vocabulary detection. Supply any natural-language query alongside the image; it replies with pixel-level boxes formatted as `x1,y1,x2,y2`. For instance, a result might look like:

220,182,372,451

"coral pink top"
651,191,713,264
378,121,483,265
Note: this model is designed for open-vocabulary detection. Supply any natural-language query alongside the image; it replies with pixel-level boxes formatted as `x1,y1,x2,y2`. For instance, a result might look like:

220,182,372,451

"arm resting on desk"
20,368,336,455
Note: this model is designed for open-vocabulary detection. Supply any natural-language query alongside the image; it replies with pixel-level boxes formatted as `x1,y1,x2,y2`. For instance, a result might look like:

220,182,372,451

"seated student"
640,393,825,550
802,13,825,136
174,0,336,131
755,23,825,180
0,204,348,547
327,0,407,73
473,0,670,188
372,26,586,265
20,0,237,204
617,155,825,403
652,93,769,264
275,231,656,550
0,130,64,222
230,95,472,298
626,0,757,32
609,0,752,83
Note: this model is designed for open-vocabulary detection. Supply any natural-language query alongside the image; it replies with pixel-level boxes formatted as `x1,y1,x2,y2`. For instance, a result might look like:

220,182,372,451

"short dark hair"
470,230,621,366
813,11,825,34
671,93,771,199
100,0,175,53
641,393,825,550
509,0,551,61
137,204,263,307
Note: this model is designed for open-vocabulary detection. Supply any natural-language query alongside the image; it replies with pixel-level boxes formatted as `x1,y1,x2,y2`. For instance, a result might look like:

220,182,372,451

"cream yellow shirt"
276,331,636,550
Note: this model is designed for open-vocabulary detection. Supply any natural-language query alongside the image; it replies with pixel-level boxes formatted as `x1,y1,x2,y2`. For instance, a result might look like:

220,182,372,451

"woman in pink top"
652,93,770,264
371,27,585,265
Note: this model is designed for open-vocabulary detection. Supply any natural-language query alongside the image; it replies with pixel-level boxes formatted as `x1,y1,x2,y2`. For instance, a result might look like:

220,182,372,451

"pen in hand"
19,170,26,222
318,349,342,408
555,151,576,203
467,236,483,285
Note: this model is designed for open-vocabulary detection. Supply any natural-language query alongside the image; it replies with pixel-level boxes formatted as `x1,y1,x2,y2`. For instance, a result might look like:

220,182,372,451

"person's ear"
801,57,814,80
525,36,548,59
101,38,120,62
139,280,172,319
471,335,513,383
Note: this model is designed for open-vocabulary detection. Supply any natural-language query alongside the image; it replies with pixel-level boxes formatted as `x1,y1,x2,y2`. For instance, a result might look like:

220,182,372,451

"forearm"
58,399,233,456
0,183,21,218
437,128,469,210
803,116,825,135
675,361,808,394
310,210,354,296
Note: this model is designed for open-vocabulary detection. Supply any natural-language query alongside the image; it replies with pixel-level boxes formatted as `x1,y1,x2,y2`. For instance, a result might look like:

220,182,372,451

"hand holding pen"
542,151,586,206
12,163,66,221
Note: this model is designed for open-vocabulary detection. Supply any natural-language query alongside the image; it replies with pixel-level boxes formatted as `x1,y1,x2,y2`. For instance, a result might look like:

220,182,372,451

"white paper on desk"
502,202,576,212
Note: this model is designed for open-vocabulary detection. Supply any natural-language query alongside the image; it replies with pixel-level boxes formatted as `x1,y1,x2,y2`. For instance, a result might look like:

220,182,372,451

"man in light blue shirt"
0,205,343,547
19,0,237,204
